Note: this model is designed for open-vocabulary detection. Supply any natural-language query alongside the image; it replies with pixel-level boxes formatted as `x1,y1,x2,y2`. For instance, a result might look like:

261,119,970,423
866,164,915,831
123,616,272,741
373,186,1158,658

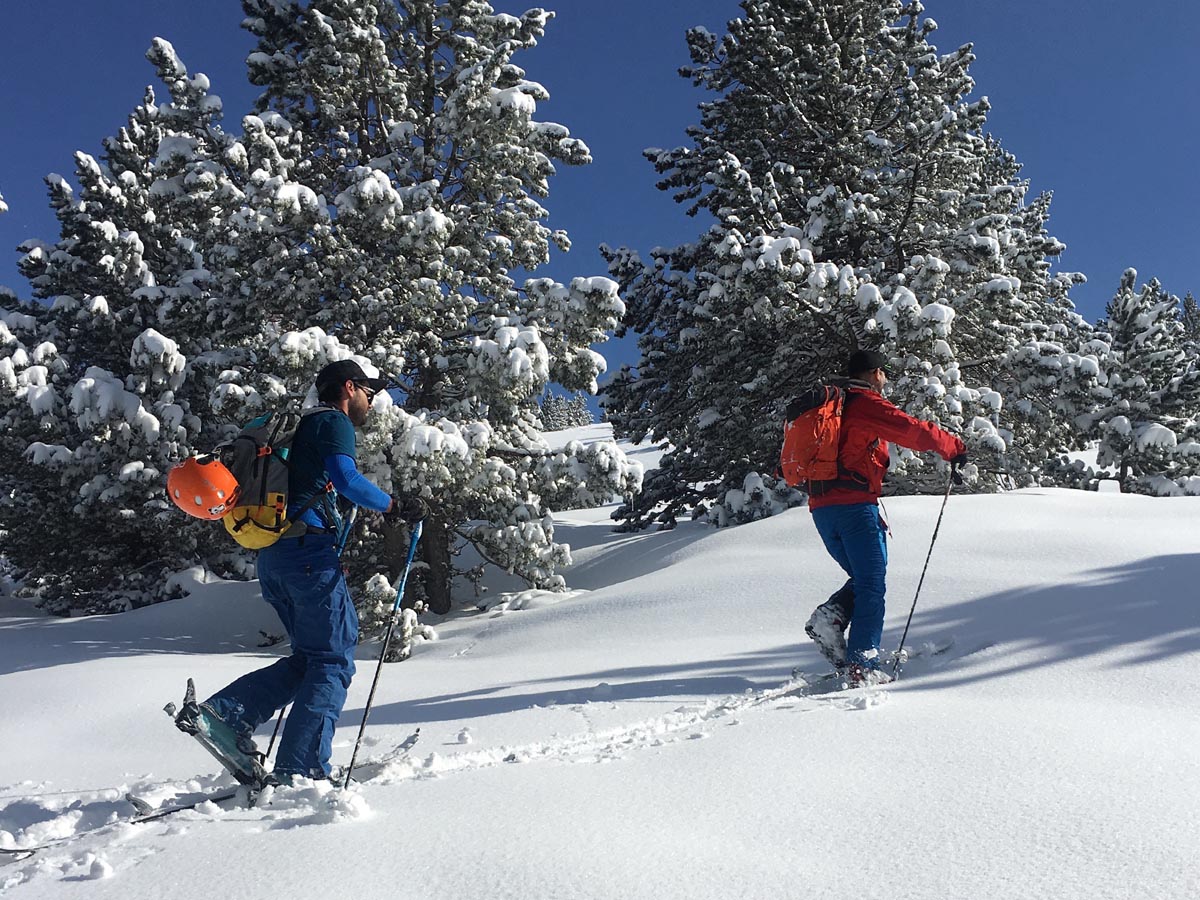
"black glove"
385,495,428,524
950,451,968,486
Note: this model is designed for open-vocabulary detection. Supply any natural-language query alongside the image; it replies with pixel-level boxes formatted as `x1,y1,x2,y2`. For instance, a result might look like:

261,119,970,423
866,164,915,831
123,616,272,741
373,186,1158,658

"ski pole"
265,506,359,760
891,465,956,679
343,518,423,787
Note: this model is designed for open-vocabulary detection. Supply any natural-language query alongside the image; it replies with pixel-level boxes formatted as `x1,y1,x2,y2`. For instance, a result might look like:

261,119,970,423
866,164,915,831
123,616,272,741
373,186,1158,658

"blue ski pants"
206,533,357,778
810,502,889,668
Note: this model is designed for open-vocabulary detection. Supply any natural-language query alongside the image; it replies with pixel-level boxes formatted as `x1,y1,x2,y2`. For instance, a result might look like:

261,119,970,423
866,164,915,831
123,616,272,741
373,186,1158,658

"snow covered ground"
2,426,1198,899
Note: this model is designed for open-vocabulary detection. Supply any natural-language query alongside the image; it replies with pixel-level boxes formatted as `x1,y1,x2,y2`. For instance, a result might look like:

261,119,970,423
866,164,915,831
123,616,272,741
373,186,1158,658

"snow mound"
256,779,373,827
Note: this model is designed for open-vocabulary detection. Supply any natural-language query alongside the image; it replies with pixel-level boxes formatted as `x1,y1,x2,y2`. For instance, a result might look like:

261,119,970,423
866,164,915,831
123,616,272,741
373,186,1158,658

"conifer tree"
229,1,638,613
539,392,570,430
1080,270,1200,494
565,393,594,427
1181,293,1200,355
0,5,639,614
539,391,595,430
604,0,1092,528
0,43,243,611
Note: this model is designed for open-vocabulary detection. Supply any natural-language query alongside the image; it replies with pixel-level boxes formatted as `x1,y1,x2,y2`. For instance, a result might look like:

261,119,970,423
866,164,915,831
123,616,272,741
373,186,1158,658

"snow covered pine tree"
0,42,239,612
603,0,1094,530
1079,269,1200,495
0,4,641,614
539,392,572,431
1180,293,1200,358
233,1,641,614
540,392,594,431
564,393,595,427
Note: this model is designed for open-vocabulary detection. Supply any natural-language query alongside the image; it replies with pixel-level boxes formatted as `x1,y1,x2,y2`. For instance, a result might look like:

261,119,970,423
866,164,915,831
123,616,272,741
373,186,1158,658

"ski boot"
166,678,269,787
805,599,850,669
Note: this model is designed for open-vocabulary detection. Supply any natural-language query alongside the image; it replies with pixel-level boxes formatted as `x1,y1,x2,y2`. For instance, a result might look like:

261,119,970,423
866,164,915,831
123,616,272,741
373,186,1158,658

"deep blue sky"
1,1,1196,382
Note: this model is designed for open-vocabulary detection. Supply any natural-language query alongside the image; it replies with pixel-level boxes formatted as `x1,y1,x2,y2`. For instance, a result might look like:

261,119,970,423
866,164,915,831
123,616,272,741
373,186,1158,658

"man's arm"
852,391,966,460
323,454,392,512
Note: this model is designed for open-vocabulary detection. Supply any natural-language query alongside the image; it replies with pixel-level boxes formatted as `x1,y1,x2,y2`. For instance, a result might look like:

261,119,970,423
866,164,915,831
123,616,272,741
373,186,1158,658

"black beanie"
846,349,889,377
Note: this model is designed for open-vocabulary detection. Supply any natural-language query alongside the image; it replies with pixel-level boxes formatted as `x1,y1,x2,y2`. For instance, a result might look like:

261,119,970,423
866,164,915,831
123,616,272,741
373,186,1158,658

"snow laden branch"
356,401,642,598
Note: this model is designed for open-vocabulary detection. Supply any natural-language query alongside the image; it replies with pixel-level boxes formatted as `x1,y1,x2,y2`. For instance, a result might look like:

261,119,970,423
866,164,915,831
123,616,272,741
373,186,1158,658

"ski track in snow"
0,736,415,888
0,640,978,890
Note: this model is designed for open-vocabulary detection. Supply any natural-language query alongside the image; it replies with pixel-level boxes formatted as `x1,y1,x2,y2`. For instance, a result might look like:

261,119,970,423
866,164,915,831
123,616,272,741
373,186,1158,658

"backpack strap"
807,471,873,496
276,481,339,539
282,406,348,534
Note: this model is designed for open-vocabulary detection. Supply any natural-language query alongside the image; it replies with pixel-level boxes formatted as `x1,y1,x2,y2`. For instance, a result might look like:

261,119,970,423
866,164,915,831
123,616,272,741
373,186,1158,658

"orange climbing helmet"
167,455,240,520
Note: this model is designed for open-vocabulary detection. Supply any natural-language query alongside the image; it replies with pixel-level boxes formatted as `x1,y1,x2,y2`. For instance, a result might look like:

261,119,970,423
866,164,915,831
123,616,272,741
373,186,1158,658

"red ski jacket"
808,382,966,510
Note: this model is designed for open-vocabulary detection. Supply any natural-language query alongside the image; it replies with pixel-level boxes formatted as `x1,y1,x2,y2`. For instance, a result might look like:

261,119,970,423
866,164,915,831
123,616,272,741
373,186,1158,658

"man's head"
846,349,889,392
315,359,388,426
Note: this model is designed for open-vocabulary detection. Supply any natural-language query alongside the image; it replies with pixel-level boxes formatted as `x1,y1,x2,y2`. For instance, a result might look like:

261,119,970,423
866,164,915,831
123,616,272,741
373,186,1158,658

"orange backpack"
779,386,846,487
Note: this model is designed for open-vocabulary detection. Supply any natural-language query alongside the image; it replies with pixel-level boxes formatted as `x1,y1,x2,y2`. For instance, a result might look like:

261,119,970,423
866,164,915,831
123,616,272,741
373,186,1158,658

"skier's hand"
386,495,428,524
950,451,968,486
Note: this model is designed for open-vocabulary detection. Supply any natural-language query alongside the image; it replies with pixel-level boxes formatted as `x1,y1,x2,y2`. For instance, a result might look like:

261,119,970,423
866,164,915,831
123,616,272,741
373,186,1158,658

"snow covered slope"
2,428,1198,899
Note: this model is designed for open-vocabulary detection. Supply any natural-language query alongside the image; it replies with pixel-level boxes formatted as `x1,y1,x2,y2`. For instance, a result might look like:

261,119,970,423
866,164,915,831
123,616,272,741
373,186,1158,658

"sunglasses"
354,382,378,402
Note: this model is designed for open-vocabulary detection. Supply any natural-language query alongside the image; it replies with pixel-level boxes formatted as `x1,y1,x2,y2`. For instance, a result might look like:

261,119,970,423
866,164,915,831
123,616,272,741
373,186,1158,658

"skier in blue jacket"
203,359,425,781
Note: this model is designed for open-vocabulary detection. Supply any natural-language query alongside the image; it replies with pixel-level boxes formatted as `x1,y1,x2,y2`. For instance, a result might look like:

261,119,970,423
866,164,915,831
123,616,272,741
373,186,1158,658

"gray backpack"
218,407,336,549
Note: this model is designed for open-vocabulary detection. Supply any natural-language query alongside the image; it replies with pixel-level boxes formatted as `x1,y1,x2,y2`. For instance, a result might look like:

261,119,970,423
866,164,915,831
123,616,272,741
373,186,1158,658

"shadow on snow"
3,547,1196,710
896,552,1200,691
349,553,1200,725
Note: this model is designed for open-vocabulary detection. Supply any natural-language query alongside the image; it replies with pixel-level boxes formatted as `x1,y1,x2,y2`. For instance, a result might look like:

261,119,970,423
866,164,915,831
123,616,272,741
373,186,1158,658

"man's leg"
271,539,358,779
831,505,889,668
204,545,307,734
820,580,855,621
808,511,859,668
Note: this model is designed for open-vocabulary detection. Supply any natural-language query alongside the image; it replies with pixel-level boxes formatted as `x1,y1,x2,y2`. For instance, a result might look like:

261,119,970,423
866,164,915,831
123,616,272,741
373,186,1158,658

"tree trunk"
421,514,453,614
381,519,409,597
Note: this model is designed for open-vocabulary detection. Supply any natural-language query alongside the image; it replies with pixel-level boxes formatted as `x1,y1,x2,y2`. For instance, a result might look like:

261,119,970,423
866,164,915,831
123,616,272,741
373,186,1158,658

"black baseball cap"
846,349,890,377
315,359,389,394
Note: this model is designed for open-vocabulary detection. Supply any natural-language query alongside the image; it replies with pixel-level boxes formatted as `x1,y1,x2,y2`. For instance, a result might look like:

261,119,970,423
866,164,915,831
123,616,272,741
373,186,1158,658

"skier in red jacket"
805,349,966,685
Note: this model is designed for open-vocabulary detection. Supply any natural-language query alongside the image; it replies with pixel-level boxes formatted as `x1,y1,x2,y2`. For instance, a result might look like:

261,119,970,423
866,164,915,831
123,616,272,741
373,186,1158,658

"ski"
333,728,421,787
783,638,957,699
124,785,243,821
126,787,243,822
0,786,243,862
